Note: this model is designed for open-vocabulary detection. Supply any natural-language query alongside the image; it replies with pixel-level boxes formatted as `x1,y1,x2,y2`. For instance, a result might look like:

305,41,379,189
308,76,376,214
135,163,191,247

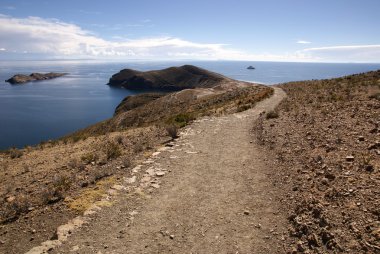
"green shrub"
170,113,195,127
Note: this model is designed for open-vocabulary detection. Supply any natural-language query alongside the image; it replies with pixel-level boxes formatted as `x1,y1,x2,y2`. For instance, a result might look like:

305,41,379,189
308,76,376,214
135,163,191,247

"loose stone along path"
28,87,287,254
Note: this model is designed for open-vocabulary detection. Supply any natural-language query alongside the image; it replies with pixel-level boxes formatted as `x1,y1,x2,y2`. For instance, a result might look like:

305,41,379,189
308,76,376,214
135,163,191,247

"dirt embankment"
254,70,380,253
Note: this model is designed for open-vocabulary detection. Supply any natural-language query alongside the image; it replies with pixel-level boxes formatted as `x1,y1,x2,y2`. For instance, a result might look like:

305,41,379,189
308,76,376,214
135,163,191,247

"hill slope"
108,65,229,91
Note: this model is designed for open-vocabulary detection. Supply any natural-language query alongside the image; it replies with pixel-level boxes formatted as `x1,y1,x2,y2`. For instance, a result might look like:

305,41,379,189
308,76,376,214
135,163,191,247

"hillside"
254,70,380,253
108,65,229,91
0,68,272,253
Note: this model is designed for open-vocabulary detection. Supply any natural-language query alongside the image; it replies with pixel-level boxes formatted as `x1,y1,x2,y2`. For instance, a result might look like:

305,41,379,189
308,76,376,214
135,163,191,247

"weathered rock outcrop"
108,65,229,91
114,93,164,115
6,72,67,84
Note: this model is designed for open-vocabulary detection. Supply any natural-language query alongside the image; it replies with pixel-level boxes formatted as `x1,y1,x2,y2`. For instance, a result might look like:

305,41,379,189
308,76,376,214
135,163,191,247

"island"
5,72,67,84
247,66,255,70
108,65,229,91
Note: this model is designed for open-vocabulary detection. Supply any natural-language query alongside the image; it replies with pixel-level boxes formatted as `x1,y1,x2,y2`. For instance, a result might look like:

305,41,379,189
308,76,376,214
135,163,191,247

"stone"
6,196,15,202
125,176,136,184
346,155,355,162
111,184,125,191
155,171,166,177
243,210,250,215
358,136,365,141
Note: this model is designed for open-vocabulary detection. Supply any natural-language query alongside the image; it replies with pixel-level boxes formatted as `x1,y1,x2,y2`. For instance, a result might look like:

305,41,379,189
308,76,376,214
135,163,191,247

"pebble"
156,171,166,177
125,176,136,184
243,210,250,215
346,155,355,162
170,235,175,239
111,185,125,191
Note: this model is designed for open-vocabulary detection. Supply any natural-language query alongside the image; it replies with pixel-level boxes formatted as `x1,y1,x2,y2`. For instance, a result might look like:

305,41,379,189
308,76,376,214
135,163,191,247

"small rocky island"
247,66,255,70
108,65,228,91
6,72,67,84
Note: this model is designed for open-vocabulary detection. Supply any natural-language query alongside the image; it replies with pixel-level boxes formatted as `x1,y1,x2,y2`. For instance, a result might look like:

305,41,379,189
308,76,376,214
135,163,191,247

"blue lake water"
1,60,380,149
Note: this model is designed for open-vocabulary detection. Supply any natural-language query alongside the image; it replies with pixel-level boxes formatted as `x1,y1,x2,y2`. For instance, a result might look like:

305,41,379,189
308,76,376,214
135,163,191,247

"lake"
1,60,379,149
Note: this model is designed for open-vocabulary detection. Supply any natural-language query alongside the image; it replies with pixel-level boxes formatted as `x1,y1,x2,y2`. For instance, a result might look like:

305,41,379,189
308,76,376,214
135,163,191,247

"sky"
0,0,379,62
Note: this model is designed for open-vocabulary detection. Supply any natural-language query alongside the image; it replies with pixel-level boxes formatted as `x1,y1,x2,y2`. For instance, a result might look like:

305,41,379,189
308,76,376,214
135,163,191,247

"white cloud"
0,47,5,51
297,40,311,44
0,14,248,60
300,45,380,62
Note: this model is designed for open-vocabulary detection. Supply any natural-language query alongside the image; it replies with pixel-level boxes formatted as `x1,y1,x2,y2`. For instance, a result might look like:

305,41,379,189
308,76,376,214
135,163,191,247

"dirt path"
44,87,287,254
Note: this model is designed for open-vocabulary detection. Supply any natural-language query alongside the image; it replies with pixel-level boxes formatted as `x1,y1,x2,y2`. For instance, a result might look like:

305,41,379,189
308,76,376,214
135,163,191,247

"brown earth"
254,70,380,253
0,80,272,254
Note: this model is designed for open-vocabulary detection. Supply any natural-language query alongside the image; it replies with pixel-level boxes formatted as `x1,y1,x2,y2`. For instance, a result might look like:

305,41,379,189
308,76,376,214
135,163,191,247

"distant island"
6,72,67,84
108,65,229,91
247,66,255,70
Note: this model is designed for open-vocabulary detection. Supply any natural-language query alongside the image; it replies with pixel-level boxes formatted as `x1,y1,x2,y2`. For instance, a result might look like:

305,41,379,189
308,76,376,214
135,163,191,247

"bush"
266,110,279,119
105,142,122,160
122,158,131,168
81,153,98,164
171,113,194,127
166,125,179,139
9,148,23,159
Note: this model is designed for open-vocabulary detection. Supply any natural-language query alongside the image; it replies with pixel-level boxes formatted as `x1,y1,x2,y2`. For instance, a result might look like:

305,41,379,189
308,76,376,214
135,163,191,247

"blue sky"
0,0,379,62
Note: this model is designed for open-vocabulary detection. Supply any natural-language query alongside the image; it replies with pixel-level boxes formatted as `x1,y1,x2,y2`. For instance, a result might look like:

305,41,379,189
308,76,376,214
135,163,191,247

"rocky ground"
254,70,380,253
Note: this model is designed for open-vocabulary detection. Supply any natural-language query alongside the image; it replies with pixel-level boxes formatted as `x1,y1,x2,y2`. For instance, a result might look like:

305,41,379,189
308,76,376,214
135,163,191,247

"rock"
156,171,166,177
125,176,136,184
243,210,250,215
6,72,66,84
169,235,175,239
6,196,15,202
358,136,365,141
372,228,380,240
321,178,329,185
111,184,125,191
151,183,160,189
368,142,380,150
346,155,355,162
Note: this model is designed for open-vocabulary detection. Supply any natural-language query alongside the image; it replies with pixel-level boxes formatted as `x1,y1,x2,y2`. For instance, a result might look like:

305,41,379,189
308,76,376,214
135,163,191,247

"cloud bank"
0,14,379,62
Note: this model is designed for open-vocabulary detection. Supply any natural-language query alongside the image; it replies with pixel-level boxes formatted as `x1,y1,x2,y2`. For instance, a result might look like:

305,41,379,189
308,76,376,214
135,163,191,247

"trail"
48,87,287,254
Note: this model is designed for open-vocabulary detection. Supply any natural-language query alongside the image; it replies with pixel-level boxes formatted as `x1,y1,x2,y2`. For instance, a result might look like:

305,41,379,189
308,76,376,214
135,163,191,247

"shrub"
122,158,131,168
166,125,179,139
237,104,251,112
81,153,98,164
9,148,23,159
266,110,279,119
170,113,194,127
105,142,122,160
